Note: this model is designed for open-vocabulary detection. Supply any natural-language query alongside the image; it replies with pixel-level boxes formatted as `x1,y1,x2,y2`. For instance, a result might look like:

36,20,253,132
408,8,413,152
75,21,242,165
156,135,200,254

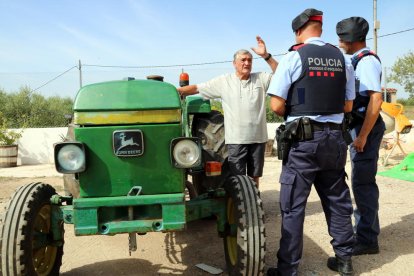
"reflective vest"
350,50,382,121
286,43,346,117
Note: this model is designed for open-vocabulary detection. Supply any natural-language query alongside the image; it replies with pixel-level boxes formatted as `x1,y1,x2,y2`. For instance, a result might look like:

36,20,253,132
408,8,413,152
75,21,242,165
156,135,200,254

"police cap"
336,17,369,42
292,8,323,32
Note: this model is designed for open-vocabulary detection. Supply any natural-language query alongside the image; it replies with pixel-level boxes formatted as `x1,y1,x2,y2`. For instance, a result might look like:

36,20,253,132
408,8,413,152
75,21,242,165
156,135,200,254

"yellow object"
381,102,403,117
395,114,412,134
74,109,181,125
381,102,412,134
381,102,413,165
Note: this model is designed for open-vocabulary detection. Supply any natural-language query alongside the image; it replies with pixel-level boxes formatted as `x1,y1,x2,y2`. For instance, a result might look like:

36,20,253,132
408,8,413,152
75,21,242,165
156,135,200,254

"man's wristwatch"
264,53,272,61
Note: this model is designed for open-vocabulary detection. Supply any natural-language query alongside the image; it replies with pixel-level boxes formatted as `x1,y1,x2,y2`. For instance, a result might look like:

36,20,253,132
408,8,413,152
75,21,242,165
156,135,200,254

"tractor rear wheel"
192,110,227,163
191,111,230,194
0,183,64,276
223,175,266,275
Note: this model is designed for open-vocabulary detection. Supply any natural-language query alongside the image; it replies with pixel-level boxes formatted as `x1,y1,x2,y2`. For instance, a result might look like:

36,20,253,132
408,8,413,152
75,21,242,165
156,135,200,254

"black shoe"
266,267,280,276
353,242,379,255
327,255,353,276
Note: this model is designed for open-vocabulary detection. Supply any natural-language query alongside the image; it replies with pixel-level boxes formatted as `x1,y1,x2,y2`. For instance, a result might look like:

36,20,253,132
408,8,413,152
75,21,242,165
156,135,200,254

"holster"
342,113,354,145
276,124,292,163
295,117,313,141
349,111,364,129
275,119,308,163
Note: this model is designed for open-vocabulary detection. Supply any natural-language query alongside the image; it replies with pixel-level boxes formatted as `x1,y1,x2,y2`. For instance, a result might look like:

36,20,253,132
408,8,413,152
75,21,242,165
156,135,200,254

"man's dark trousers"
350,120,385,246
277,129,354,275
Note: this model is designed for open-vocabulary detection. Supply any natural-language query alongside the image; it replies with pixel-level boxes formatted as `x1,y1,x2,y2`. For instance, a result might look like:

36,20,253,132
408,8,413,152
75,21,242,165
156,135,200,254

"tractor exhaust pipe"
146,75,164,82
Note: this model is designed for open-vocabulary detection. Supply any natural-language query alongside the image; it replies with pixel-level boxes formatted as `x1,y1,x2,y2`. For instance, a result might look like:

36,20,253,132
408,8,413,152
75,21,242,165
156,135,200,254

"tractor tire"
0,183,64,276
223,175,266,276
191,111,230,194
192,110,227,162
62,123,80,198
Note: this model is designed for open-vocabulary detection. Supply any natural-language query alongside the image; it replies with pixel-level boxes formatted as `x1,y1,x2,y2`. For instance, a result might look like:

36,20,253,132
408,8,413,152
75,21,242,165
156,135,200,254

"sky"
0,0,413,99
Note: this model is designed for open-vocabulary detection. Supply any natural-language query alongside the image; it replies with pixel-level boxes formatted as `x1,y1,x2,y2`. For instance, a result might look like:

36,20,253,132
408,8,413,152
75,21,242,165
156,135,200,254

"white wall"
14,125,281,165
12,121,414,165
17,127,68,165
267,123,281,140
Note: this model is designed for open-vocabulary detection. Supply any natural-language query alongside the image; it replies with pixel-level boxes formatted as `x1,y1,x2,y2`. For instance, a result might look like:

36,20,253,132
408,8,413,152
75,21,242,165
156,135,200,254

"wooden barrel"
0,144,18,168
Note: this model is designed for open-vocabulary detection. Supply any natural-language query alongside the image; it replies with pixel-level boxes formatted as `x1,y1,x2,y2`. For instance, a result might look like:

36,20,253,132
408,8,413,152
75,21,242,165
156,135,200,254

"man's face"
233,53,252,77
338,39,353,55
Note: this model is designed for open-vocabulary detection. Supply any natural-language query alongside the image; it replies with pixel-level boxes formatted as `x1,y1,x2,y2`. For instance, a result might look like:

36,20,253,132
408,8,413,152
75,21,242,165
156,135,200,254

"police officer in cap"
267,8,356,276
336,17,385,256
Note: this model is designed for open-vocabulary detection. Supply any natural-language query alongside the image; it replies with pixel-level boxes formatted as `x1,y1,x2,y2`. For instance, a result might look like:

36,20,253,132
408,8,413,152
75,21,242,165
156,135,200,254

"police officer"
336,17,385,256
267,8,356,276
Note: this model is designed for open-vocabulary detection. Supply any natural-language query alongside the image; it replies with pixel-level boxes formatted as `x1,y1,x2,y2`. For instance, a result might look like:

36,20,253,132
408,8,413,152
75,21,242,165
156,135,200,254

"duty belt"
311,121,342,131
276,117,349,163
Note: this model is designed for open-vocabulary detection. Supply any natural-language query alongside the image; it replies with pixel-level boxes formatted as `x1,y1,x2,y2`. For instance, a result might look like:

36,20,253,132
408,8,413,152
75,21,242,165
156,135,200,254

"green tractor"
0,76,266,275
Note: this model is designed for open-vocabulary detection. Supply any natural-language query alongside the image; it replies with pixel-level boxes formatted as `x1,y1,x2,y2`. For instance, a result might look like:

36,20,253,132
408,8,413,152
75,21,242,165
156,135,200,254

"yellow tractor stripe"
74,109,181,125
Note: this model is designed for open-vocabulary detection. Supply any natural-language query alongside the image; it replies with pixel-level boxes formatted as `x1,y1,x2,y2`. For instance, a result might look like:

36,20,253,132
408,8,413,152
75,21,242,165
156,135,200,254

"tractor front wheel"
0,182,64,276
223,175,266,275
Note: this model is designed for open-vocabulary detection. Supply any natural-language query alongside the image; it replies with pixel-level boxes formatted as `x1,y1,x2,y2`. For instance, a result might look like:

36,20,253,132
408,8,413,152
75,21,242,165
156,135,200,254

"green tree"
1,87,73,128
28,95,73,127
2,86,31,128
397,97,414,106
0,89,7,108
389,51,414,99
0,111,23,145
266,97,283,123
210,99,223,113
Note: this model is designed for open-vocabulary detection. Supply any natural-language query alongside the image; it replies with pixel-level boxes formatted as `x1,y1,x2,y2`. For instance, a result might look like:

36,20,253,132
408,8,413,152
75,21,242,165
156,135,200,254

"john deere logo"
113,130,144,157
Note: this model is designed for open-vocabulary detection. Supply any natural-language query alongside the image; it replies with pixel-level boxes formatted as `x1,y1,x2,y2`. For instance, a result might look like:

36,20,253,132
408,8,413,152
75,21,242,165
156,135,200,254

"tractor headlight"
54,142,86,173
171,138,201,168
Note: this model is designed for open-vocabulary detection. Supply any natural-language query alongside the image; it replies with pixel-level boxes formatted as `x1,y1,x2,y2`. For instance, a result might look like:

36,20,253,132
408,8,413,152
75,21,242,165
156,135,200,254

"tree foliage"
0,111,24,145
1,87,284,129
265,97,284,123
389,51,414,99
397,97,414,106
210,99,223,113
0,86,73,128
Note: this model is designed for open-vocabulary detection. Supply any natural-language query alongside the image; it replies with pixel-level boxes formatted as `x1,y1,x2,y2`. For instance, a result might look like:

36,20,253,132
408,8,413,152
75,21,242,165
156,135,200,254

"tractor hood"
72,79,182,125
74,79,181,111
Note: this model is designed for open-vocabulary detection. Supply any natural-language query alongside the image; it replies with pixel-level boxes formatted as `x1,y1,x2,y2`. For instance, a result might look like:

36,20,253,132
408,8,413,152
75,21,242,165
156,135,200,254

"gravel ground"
0,131,413,275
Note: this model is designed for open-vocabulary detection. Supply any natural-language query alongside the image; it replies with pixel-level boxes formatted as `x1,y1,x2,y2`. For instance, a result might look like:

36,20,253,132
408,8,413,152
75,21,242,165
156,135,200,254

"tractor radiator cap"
147,75,164,82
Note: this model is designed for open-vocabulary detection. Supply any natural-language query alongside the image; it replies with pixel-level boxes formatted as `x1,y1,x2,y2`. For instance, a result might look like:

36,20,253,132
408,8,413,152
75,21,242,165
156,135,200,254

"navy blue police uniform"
337,17,385,254
267,8,355,276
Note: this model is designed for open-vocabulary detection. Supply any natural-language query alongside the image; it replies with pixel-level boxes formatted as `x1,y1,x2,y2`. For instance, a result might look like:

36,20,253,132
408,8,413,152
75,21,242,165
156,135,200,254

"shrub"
0,112,23,145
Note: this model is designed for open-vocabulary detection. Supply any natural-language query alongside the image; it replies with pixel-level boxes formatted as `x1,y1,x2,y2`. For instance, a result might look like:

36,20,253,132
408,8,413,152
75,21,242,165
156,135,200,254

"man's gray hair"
233,49,252,61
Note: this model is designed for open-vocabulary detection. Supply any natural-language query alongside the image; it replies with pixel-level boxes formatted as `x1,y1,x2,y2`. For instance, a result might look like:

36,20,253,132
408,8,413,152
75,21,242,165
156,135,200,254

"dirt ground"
1,131,414,275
